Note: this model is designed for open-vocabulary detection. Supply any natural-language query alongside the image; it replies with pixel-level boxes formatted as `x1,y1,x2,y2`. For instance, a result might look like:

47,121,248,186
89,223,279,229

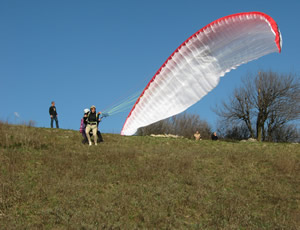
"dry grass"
0,122,299,229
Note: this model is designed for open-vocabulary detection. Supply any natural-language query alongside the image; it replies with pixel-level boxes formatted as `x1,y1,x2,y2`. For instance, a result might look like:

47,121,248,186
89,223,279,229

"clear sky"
1,0,299,133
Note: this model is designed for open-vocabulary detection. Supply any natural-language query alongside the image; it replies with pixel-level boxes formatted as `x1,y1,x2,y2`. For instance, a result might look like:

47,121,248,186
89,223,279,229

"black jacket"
211,134,218,141
49,106,57,117
87,112,99,124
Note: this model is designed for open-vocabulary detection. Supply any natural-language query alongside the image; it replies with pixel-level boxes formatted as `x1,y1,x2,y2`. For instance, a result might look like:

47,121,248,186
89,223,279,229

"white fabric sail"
121,12,282,135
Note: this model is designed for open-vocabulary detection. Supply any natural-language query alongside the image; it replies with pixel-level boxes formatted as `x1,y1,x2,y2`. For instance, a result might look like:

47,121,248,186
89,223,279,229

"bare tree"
214,86,255,138
271,124,299,143
214,71,300,142
217,121,251,141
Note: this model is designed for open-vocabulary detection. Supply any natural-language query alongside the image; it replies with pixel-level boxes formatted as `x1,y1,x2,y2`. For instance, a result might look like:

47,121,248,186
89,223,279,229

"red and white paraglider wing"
121,12,282,136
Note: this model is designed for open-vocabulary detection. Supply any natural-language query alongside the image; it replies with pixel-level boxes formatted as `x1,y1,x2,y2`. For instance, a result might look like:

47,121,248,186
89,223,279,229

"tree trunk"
256,112,263,142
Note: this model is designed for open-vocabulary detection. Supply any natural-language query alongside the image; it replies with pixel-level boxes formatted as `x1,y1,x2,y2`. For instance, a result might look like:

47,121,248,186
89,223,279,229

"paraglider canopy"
121,12,282,136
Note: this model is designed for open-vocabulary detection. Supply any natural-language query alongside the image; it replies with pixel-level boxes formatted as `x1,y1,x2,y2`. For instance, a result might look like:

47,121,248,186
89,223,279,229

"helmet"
84,108,89,114
90,105,96,109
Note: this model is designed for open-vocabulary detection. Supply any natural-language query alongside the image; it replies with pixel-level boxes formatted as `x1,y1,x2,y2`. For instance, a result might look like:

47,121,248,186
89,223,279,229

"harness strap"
86,111,99,125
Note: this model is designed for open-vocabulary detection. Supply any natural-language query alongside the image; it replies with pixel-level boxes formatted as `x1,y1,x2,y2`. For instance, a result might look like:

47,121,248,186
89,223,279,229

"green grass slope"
0,123,300,229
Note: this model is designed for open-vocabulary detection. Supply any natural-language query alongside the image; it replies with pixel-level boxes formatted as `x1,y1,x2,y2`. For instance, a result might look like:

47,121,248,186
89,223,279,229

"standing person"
211,132,218,141
49,101,59,128
85,105,101,146
194,131,202,140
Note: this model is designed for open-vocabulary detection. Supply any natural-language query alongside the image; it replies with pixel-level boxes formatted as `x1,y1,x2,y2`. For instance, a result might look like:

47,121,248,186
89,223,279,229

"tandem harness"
86,112,99,125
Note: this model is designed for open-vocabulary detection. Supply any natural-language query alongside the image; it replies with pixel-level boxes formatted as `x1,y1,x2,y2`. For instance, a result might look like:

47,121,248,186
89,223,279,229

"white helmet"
84,108,89,114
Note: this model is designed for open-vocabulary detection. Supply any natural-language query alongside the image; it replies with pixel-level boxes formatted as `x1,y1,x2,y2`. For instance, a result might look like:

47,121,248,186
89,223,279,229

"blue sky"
0,0,299,133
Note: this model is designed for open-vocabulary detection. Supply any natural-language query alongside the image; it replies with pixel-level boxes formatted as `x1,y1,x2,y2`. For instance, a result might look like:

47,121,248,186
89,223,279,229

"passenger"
80,108,89,144
85,105,101,146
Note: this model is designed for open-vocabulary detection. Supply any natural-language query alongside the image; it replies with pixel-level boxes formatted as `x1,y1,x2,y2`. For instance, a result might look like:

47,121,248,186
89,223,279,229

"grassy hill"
0,122,299,229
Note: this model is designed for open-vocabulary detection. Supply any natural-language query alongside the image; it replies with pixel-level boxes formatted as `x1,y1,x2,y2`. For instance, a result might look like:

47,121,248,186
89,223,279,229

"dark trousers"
51,116,59,128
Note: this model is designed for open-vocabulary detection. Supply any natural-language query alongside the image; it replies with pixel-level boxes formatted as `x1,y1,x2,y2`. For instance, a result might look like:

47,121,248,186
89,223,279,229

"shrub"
137,113,212,139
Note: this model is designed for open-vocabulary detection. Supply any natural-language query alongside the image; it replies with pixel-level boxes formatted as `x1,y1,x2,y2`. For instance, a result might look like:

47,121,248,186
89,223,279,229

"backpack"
79,118,86,133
